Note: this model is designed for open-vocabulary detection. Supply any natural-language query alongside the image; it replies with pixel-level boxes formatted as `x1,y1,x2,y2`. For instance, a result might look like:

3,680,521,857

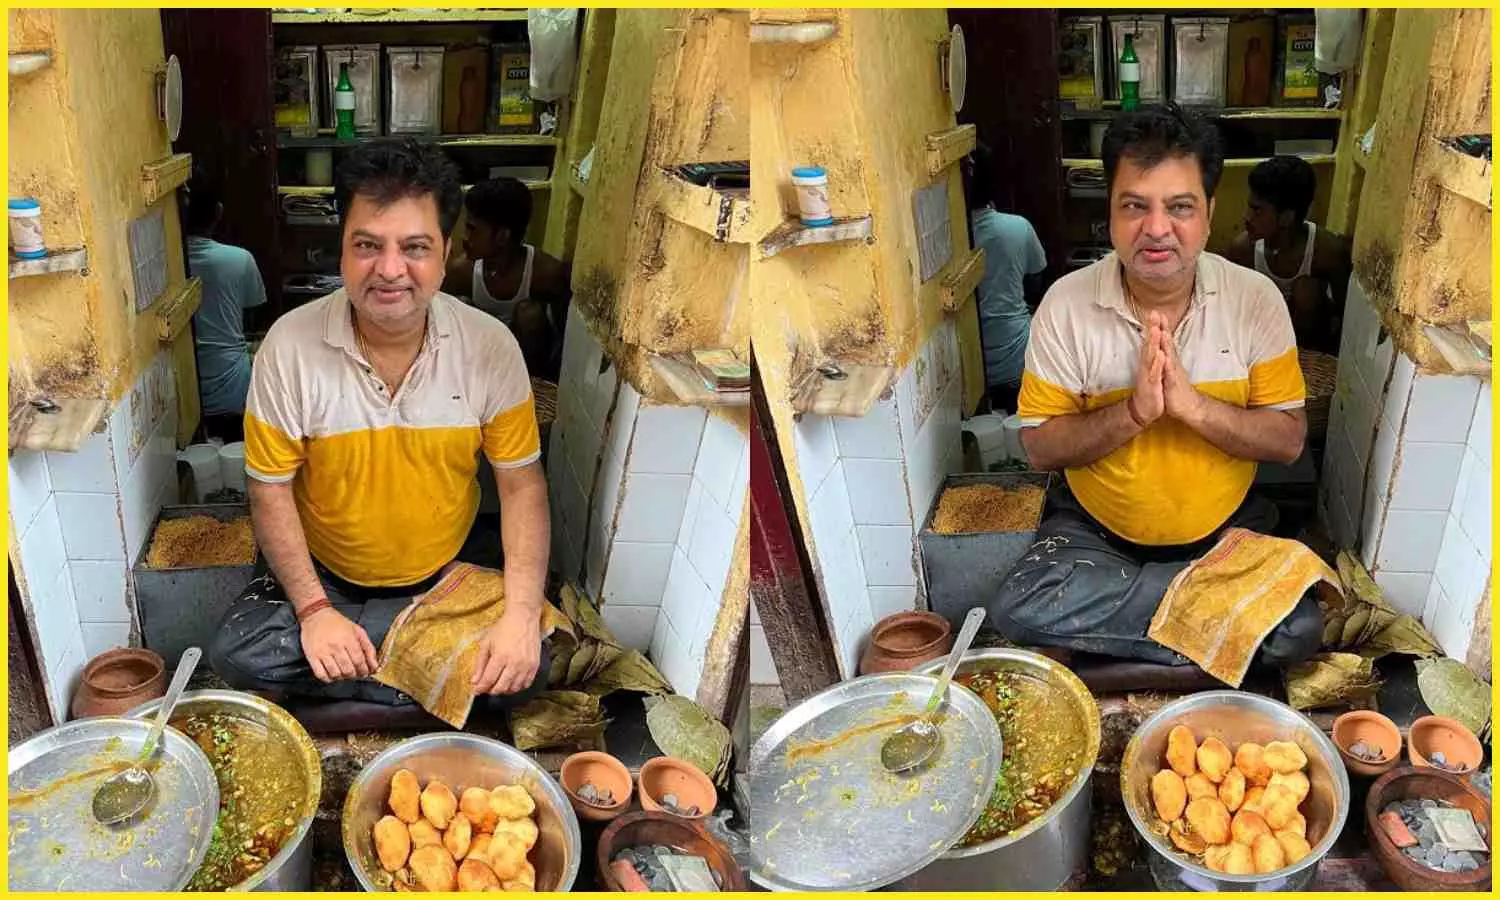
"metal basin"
1120,691,1350,891
127,689,321,892
341,732,581,891
893,648,1101,891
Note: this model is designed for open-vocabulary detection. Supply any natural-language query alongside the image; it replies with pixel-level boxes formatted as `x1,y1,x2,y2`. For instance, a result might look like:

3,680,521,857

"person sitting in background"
445,177,571,381
1226,155,1352,354
183,171,267,442
963,145,1049,415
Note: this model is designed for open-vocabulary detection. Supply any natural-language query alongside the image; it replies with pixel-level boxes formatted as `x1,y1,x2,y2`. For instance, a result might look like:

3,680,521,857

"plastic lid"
8,198,40,210
791,166,826,179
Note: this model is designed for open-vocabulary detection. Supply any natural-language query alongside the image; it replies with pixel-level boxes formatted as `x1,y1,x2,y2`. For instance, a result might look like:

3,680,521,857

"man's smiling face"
341,192,450,331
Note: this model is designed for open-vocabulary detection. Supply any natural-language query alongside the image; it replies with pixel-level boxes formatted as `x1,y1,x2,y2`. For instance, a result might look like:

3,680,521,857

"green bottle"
334,61,357,140
1119,33,1140,112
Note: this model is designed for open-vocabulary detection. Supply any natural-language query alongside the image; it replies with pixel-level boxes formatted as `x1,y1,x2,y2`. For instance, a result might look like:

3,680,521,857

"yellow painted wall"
8,9,184,407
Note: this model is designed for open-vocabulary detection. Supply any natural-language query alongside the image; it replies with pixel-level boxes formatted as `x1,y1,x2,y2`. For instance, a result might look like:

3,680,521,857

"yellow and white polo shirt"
1018,251,1305,547
244,289,540,587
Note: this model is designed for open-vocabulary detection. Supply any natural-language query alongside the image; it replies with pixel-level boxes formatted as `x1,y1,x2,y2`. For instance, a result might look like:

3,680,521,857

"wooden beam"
154,277,202,342
141,152,193,205
925,123,976,178
1426,138,1491,209
939,247,985,313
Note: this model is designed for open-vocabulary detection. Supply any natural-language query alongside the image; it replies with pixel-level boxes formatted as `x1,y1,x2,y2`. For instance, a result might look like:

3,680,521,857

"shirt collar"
1095,251,1218,318
320,288,457,351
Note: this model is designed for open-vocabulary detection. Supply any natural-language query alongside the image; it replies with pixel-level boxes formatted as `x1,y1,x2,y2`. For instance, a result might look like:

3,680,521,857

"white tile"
843,458,910,526
749,596,760,625
1407,372,1480,445
1380,353,1416,431
55,492,126,562
1373,571,1432,619
688,501,737,595
727,441,750,521
649,606,675,670
601,541,675,607
1367,412,1399,507
631,404,706,475
1456,449,1491,553
556,456,589,554
651,611,699,697
71,560,131,623
793,414,839,499
586,356,619,434
868,585,918,622
1338,370,1378,471
120,420,175,566
1388,442,1465,512
1421,575,1446,628
749,624,779,684
857,524,917,588
808,463,855,558
661,547,713,650
832,395,903,460
107,393,134,491
1429,577,1478,662
1434,515,1485,610
818,526,869,633
81,621,132,659
8,448,53,539
33,563,84,679
617,473,693,544
563,406,602,496
47,642,84,725
594,431,627,544
1468,381,1491,464
600,604,659,653
604,381,642,470
44,429,119,494
1328,487,1357,553
1326,425,1365,529
1373,509,1446,574
838,593,876,680
17,496,67,599
584,515,609,604
1359,477,1386,572
894,364,919,453
695,412,745,513
677,478,704,551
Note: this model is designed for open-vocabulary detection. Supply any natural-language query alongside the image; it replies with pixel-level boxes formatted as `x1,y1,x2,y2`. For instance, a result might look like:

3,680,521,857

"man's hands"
1129,312,1204,428
300,605,380,683
472,601,542,695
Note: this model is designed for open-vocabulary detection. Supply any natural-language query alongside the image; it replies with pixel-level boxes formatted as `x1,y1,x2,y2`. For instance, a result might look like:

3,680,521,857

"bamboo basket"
532,377,558,428
1299,349,1337,443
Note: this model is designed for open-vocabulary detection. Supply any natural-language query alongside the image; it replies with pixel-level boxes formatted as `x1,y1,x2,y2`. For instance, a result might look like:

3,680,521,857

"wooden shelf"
654,172,751,244
155,278,203,342
760,216,873,259
750,21,837,44
926,124,977,178
141,152,193,205
8,51,51,76
278,132,556,150
1428,138,1491,209
10,397,109,453
790,362,896,418
1061,106,1343,122
1061,154,1337,170
940,247,986,313
9,248,87,279
271,9,527,25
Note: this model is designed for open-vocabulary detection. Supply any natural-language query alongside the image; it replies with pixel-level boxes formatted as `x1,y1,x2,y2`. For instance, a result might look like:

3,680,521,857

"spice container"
791,166,833,226
1275,14,1321,106
386,46,445,135
1170,17,1230,106
274,46,320,137
8,198,45,259
322,44,381,135
1109,15,1165,103
491,43,536,133
1058,17,1105,105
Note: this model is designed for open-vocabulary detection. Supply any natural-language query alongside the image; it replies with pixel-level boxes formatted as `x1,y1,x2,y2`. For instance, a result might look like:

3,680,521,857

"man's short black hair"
334,138,464,238
964,142,998,211
183,166,220,234
464,177,533,244
1102,103,1225,200
1249,155,1318,222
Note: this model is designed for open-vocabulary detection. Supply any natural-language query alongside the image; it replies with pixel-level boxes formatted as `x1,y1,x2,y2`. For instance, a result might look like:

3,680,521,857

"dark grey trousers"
986,482,1324,669
208,559,548,708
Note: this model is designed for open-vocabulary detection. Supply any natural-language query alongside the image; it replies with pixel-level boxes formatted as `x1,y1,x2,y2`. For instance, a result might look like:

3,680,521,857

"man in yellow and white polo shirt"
990,106,1323,669
209,139,550,710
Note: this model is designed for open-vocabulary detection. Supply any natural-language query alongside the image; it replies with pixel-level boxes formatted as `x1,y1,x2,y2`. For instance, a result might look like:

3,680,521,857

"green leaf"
1415,657,1492,736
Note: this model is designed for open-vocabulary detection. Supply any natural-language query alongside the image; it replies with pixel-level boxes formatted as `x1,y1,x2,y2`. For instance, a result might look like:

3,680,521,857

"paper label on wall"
912,182,953,284
127,209,168,313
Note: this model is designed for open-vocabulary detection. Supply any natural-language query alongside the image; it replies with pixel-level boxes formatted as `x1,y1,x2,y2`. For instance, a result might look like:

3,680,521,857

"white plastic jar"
791,166,834,227
9,198,46,259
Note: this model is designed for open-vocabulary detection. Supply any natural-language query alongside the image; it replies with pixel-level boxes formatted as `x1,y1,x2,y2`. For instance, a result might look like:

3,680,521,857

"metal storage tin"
133,504,256,666
1170,17,1231,106
274,45,320,137
8,717,219,892
386,46,445,134
747,672,1003,891
322,44,381,135
1109,15,1167,103
1058,17,1105,103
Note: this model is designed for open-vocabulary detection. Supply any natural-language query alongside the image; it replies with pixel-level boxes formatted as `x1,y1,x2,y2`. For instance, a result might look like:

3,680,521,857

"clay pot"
858,610,953,675
1365,765,1491,891
560,751,633,823
1333,710,1402,777
637,756,716,820
1408,715,1483,775
70,648,166,720
596,811,746,891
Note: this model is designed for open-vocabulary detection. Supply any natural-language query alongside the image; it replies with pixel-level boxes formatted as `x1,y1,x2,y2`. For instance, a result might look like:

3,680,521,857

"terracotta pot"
1408,715,1484,775
1333,710,1402,777
858,610,953,675
70,648,166,720
637,756,716,819
596,811,746,891
560,750,633,823
1365,765,1491,891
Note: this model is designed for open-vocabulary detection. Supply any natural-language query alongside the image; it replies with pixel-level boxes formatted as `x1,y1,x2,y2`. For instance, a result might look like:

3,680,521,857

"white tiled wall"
1320,275,1491,661
548,306,748,698
792,320,963,678
8,351,178,723
749,597,779,685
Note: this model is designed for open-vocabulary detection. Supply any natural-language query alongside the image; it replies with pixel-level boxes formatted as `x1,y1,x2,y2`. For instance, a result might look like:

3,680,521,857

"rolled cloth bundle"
373,563,567,728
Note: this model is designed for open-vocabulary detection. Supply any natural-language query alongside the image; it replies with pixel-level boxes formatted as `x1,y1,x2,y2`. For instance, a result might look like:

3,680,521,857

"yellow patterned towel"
374,563,566,728
1148,528,1343,687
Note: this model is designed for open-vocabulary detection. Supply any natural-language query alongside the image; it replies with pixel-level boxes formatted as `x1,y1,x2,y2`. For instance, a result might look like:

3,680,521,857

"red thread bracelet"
296,598,333,623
